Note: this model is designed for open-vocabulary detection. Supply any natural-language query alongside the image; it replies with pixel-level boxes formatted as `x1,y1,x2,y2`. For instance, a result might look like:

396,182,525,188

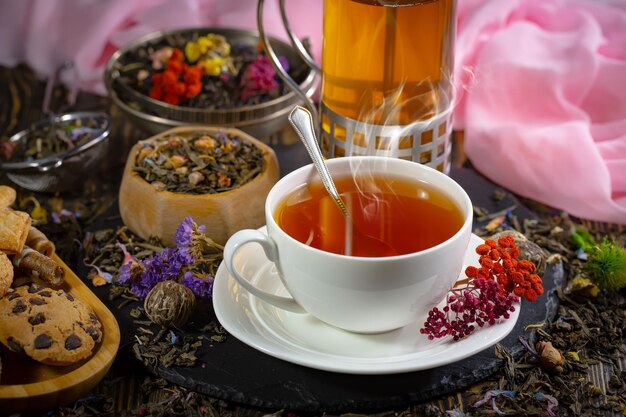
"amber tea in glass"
321,0,455,125
274,175,463,257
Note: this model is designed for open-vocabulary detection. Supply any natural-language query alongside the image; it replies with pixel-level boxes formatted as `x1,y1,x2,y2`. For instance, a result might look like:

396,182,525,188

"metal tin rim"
104,27,316,117
109,87,310,130
0,112,111,170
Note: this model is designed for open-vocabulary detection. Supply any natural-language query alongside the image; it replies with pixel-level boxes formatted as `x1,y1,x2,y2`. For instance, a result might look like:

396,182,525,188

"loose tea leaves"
1,116,104,162
133,328,204,369
133,131,264,194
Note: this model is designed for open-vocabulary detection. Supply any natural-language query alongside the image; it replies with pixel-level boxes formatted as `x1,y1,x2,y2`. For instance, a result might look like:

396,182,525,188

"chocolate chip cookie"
0,252,13,298
0,284,102,366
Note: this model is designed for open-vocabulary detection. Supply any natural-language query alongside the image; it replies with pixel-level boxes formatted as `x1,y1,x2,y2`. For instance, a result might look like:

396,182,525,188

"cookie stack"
0,186,102,372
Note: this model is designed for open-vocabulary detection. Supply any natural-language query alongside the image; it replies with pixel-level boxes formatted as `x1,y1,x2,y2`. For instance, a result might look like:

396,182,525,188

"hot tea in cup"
223,156,472,333
274,174,464,257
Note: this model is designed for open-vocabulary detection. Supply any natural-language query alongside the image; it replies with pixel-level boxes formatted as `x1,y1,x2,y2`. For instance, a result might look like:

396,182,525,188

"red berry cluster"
468,236,544,302
421,236,542,341
149,49,203,106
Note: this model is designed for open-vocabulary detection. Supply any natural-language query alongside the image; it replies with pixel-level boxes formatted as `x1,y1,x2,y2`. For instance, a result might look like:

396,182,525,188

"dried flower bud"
222,140,234,153
166,155,187,169
176,167,188,175
137,147,154,162
536,340,565,374
137,69,150,82
167,136,183,149
194,136,217,152
188,171,204,186
91,274,107,287
152,181,167,191
144,281,196,328
150,47,173,70
217,172,231,188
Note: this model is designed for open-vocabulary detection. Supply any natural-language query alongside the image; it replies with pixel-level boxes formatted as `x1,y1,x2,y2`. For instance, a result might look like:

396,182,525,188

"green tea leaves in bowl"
133,131,265,195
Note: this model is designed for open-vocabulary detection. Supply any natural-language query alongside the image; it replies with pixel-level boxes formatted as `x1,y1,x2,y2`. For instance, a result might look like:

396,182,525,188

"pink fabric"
454,0,626,224
0,0,322,95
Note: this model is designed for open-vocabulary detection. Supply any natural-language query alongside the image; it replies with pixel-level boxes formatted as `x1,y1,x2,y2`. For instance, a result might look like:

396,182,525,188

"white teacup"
223,156,473,333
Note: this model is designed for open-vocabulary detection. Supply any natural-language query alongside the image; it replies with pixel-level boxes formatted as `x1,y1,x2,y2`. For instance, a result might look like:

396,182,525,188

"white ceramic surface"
214,230,520,375
223,156,474,333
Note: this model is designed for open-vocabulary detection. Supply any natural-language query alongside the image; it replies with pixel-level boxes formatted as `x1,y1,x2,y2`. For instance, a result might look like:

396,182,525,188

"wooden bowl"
119,126,279,245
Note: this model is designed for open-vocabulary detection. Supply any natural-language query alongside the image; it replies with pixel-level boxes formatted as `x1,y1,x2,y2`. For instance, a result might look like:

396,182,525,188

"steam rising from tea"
275,175,463,257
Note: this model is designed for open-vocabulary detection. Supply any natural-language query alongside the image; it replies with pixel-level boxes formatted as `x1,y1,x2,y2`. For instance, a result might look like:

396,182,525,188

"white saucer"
213,229,520,375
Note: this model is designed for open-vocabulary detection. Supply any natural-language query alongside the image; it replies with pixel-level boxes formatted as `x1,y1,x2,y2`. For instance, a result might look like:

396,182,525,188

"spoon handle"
288,106,349,217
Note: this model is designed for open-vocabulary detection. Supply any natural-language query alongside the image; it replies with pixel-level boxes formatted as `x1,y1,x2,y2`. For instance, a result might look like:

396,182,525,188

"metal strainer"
0,112,111,193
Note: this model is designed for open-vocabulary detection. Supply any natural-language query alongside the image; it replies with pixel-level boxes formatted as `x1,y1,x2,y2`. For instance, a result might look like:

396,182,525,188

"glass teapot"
258,0,456,173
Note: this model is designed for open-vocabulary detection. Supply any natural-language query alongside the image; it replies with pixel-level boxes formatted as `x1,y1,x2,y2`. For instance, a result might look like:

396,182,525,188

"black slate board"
87,146,564,413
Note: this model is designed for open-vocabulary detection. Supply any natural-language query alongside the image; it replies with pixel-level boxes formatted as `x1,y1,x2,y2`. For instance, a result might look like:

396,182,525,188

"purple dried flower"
116,262,132,285
128,248,193,299
51,208,75,224
178,249,195,266
174,217,195,248
473,390,515,415
518,335,538,356
278,56,290,72
143,248,186,280
117,260,145,285
117,217,218,299
534,393,558,417
174,216,207,263
182,271,214,299
130,277,155,299
174,217,195,264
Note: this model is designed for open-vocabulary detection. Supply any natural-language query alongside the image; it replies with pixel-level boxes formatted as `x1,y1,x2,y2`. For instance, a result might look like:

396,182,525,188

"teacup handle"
223,229,306,314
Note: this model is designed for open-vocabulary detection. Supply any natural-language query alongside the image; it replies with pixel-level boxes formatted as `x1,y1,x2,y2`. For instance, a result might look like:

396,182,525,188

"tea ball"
144,281,195,328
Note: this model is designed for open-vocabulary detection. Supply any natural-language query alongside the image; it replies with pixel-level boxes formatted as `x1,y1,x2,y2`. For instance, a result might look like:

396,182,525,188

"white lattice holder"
319,102,453,175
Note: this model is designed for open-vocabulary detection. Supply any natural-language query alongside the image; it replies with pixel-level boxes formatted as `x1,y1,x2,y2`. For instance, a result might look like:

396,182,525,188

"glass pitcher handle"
257,0,320,135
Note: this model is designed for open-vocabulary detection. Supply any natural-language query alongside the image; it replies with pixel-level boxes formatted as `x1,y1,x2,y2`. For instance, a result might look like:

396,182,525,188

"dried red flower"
149,48,204,104
167,59,184,77
170,48,184,62
184,66,202,84
185,82,202,98
421,236,543,341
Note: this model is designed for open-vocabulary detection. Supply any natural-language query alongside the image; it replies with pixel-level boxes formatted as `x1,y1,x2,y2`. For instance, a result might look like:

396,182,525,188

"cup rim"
266,156,473,261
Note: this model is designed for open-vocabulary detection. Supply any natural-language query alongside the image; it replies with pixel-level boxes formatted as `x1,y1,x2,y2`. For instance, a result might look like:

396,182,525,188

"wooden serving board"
0,255,120,414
